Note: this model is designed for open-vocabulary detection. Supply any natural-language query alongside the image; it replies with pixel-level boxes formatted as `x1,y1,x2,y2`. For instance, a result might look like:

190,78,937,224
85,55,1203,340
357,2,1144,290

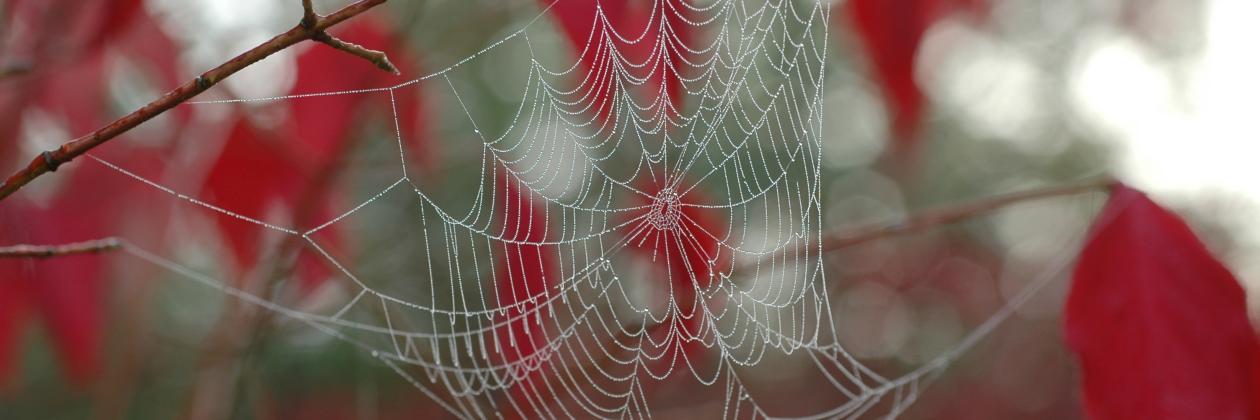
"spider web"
77,0,1084,417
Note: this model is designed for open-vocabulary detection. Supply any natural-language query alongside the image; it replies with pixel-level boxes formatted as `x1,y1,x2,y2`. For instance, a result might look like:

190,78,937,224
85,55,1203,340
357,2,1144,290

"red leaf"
202,18,433,293
90,0,146,50
1065,184,1260,419
290,17,432,168
202,121,300,273
493,171,558,417
842,0,983,154
291,21,391,164
388,76,434,170
625,180,726,367
112,11,192,126
1,1,185,160
494,172,556,362
0,237,31,390
24,245,105,385
199,120,339,291
542,0,695,127
0,0,182,388
32,57,111,135
0,149,164,387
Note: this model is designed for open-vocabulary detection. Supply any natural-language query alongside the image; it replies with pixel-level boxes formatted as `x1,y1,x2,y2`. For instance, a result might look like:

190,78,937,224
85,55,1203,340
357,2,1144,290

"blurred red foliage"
0,2,431,388
841,0,984,154
1067,184,1260,419
493,170,559,417
202,17,430,292
289,18,433,170
0,151,165,386
2,2,1257,419
627,180,725,373
0,0,179,388
543,0,696,127
543,0,717,376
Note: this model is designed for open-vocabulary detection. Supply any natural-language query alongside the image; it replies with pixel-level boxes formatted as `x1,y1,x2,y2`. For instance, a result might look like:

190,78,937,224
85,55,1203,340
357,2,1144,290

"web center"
647,189,683,231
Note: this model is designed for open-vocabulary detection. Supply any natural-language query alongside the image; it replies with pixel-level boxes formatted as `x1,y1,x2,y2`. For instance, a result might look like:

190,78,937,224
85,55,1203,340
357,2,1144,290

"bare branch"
0,61,32,81
313,31,400,74
758,177,1118,265
0,0,393,203
0,237,123,258
572,178,1121,389
301,0,318,28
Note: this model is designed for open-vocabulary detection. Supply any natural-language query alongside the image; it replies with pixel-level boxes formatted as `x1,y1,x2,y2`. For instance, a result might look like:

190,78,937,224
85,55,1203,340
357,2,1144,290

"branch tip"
0,0,389,203
0,237,124,259
313,31,400,75
301,0,318,29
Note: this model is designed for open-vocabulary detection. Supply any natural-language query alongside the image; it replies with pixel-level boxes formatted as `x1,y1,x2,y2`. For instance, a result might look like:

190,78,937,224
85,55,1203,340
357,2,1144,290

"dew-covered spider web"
77,0,1086,418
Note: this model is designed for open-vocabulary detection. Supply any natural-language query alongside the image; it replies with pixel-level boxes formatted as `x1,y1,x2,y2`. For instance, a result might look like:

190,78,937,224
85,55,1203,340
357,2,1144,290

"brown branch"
756,176,1119,266
0,0,393,203
313,32,400,74
0,61,32,81
569,178,1120,405
301,0,318,28
0,237,123,258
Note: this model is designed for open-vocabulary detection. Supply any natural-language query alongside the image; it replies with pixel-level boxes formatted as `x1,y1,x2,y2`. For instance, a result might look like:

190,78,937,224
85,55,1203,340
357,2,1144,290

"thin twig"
313,31,400,74
541,178,1119,410
523,178,1120,412
301,0,318,28
0,61,32,81
0,237,123,258
757,177,1118,265
0,0,393,203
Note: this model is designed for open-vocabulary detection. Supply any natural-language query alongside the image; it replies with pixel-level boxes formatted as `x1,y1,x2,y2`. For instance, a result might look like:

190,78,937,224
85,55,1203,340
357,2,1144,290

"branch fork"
304,0,399,74
0,0,397,202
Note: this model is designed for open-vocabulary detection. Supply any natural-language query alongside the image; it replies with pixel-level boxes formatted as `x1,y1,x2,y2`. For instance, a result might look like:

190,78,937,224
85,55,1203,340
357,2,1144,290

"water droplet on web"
95,2,940,417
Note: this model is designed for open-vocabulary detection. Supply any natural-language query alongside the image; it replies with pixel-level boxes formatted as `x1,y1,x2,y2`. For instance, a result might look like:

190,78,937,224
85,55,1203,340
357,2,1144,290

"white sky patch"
1069,0,1260,294
821,79,888,169
922,21,1050,152
151,0,298,100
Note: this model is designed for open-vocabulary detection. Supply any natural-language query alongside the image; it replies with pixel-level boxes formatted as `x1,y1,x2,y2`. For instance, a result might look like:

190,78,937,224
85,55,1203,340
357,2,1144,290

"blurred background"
1,0,1257,418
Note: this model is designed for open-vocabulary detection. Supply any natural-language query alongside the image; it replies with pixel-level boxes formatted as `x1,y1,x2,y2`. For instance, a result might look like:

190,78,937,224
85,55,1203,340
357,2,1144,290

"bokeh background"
1,0,1257,418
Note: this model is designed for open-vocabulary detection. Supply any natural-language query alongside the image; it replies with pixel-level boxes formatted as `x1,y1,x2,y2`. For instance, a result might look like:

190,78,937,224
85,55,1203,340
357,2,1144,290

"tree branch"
301,0,318,28
0,61,32,81
0,0,394,203
758,177,1118,266
313,31,400,74
561,178,1103,389
0,237,123,258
